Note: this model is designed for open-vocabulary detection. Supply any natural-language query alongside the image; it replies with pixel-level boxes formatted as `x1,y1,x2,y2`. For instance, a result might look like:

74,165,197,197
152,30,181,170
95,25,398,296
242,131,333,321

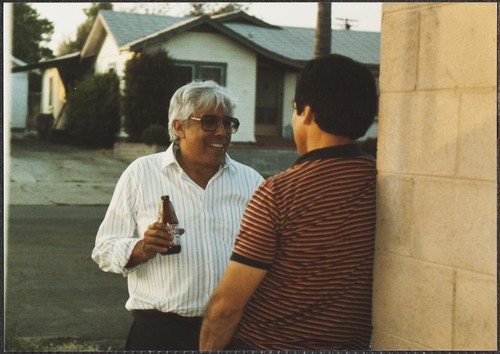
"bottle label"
168,224,180,245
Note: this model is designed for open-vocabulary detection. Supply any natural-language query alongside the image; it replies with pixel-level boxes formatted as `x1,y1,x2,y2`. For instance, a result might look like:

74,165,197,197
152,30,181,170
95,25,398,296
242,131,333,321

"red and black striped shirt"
231,143,377,350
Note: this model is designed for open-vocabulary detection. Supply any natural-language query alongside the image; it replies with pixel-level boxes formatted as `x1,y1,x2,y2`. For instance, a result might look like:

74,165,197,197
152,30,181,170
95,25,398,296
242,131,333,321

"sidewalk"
7,138,298,205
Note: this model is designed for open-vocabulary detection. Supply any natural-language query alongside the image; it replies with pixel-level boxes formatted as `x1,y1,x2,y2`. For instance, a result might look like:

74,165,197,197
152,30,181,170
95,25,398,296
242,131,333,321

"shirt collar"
161,143,179,169
161,143,232,171
294,143,368,166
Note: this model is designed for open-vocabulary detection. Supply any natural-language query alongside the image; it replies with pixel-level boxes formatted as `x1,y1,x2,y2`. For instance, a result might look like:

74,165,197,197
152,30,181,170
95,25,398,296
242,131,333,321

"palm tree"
313,2,332,58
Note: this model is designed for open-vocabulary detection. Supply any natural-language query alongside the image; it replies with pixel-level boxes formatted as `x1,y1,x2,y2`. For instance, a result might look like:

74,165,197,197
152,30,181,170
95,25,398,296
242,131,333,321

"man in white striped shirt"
92,80,263,350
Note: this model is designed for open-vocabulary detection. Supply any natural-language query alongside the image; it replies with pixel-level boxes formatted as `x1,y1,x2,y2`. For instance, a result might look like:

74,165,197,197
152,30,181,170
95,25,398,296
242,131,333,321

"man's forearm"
199,297,243,350
200,260,267,349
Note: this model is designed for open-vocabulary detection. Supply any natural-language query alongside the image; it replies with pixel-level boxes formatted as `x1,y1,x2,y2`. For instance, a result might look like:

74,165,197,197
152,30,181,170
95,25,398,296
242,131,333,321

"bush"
122,51,176,142
36,113,54,141
66,72,121,148
141,124,170,146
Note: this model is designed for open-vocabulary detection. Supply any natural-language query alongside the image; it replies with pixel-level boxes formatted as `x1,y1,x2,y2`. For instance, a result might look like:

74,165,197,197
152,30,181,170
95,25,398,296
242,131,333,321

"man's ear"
173,120,185,139
302,105,315,125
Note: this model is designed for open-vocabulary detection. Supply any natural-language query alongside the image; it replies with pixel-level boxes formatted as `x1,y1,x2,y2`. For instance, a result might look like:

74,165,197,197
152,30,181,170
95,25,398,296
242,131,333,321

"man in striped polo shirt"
200,54,379,350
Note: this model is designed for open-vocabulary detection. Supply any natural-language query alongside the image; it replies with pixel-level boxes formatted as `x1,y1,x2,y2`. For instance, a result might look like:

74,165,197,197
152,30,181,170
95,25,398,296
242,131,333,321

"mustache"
207,139,228,145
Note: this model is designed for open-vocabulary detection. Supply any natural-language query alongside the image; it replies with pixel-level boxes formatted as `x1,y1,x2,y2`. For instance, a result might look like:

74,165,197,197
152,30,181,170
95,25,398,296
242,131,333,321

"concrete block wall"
373,3,497,350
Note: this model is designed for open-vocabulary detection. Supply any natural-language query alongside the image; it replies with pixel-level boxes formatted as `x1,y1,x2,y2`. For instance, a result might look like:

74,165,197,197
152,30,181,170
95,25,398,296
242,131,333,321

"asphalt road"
5,205,131,350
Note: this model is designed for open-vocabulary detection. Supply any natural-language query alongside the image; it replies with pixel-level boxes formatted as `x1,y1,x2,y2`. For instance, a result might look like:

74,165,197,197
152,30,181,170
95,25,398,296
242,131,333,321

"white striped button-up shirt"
92,144,264,316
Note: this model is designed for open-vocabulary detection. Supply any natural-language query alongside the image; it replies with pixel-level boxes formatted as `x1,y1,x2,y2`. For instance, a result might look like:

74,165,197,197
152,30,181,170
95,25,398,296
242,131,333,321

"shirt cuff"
119,238,143,276
230,252,272,270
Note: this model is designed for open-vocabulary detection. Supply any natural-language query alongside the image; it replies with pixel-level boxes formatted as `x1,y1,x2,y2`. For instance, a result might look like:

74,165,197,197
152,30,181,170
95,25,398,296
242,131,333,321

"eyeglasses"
190,115,240,134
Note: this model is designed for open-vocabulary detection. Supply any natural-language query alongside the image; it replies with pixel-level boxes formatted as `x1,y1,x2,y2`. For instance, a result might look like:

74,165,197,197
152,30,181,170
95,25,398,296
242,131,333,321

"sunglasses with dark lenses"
190,115,240,134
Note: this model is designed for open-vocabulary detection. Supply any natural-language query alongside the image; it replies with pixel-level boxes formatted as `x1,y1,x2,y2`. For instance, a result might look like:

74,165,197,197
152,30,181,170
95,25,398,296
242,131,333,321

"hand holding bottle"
125,195,184,268
140,222,184,258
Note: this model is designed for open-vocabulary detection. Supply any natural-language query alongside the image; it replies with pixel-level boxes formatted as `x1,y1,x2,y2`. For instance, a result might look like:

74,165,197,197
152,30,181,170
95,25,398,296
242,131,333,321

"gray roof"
225,23,380,65
100,10,183,47
99,10,380,66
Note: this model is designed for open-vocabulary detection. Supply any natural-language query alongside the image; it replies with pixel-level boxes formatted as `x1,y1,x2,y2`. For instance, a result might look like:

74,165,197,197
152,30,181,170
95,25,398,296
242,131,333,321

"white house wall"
41,68,66,128
11,71,29,129
146,31,257,143
95,34,133,90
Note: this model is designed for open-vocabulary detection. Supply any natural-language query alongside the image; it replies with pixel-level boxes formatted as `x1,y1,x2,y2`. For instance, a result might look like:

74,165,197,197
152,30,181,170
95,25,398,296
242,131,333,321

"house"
16,10,380,143
10,56,30,131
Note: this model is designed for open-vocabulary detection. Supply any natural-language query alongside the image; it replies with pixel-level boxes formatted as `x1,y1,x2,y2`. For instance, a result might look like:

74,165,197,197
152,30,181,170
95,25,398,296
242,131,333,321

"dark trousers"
126,310,202,351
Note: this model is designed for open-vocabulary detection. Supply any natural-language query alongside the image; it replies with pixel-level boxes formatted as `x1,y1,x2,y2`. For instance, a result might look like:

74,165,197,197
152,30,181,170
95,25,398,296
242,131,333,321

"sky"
27,2,382,53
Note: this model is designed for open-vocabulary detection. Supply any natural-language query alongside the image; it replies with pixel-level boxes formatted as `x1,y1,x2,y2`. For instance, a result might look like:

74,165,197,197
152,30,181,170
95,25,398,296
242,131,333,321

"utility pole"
313,2,332,58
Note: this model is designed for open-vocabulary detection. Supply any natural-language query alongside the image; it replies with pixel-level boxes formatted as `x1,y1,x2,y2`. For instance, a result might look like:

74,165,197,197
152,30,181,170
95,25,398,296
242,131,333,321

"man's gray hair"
168,80,237,143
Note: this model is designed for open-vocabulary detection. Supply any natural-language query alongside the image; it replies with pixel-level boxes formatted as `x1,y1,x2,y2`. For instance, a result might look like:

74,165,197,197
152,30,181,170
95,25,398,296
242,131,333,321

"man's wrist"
126,240,152,268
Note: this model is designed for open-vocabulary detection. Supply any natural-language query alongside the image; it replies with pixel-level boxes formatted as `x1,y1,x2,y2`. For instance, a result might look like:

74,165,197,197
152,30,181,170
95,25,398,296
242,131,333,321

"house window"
107,63,116,73
172,61,226,88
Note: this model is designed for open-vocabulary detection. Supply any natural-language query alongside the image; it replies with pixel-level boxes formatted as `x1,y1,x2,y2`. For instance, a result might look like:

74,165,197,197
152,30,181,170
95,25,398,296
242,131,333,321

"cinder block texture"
379,10,419,92
456,89,497,181
383,3,434,12
373,254,455,349
411,177,496,275
377,91,460,176
372,329,431,350
375,3,497,349
454,271,497,350
375,173,415,257
418,3,497,90
378,91,496,179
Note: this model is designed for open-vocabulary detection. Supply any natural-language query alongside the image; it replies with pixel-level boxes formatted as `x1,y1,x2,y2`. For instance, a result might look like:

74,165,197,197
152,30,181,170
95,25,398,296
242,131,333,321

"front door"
255,67,283,136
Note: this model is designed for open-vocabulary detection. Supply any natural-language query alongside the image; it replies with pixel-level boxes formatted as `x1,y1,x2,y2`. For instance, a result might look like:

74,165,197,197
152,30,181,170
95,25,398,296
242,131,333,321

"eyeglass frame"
189,115,240,134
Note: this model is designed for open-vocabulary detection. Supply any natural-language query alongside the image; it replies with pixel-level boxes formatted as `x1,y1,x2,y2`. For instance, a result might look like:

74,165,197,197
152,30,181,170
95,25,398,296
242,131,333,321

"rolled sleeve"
91,163,141,275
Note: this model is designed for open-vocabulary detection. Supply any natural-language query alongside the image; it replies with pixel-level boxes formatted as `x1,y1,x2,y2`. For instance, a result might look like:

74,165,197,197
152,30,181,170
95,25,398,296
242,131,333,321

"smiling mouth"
208,143,225,150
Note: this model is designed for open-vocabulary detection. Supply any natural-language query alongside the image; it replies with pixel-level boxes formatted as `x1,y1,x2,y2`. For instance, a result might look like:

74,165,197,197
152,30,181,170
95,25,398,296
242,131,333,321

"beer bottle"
157,195,181,255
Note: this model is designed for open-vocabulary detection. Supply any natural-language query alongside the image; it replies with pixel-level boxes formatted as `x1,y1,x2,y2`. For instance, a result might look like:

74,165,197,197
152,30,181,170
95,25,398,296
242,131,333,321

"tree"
57,2,112,55
186,3,249,16
313,2,332,58
122,51,177,142
66,72,121,148
114,3,173,16
12,3,54,63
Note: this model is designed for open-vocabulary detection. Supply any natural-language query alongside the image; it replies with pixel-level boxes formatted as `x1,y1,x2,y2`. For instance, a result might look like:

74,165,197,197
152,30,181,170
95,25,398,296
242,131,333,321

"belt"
133,309,202,325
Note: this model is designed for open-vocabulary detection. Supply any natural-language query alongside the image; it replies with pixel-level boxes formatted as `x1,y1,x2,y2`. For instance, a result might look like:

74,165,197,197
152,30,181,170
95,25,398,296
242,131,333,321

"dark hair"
294,54,378,140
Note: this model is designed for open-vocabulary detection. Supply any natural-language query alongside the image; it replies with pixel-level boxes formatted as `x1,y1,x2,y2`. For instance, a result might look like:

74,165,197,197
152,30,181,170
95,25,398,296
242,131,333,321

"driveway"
7,138,129,205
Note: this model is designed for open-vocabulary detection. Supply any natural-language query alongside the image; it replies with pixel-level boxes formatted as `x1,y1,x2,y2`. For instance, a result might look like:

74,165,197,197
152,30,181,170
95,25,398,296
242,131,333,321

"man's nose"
214,120,229,136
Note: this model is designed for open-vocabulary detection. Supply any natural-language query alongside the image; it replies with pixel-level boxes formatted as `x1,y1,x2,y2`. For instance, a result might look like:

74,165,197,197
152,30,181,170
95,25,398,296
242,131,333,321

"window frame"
173,60,227,86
